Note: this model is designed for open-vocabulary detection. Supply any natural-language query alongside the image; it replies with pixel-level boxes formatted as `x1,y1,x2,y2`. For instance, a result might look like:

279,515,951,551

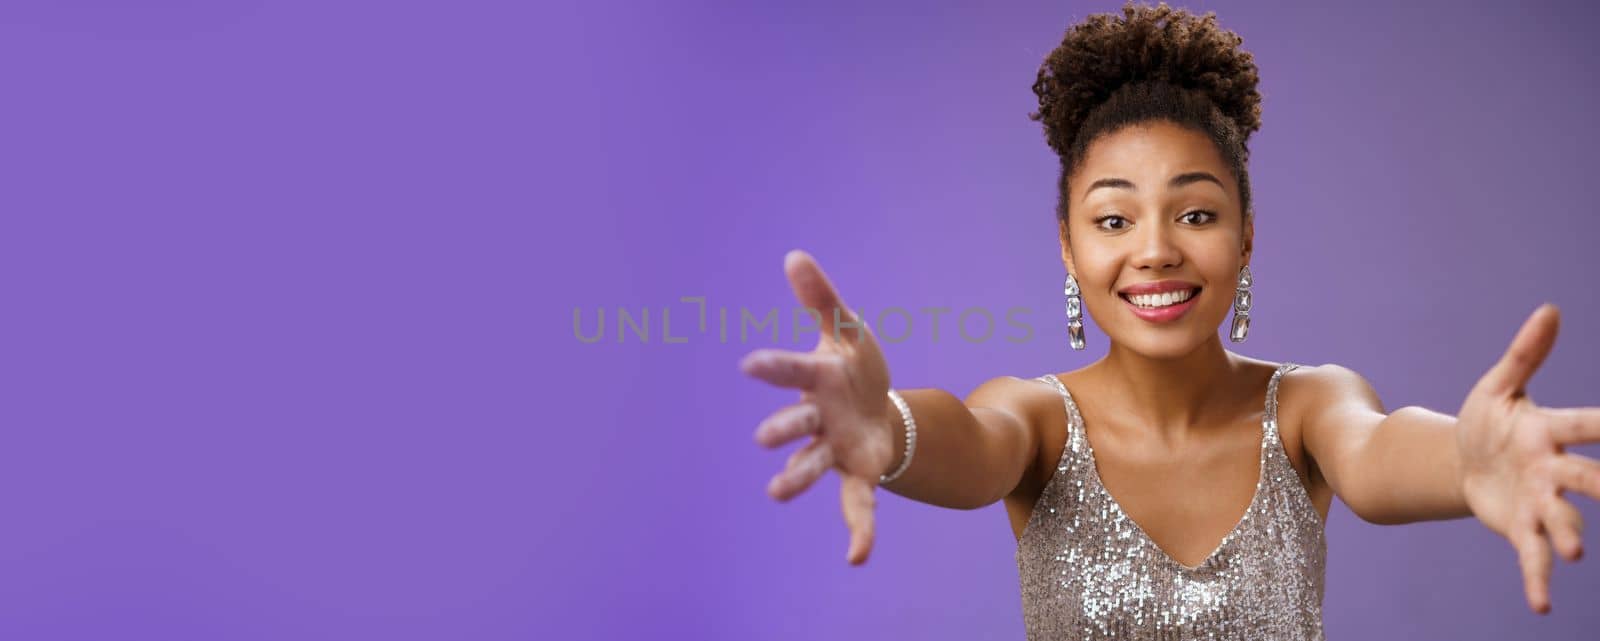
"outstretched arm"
857,381,1039,511
1297,366,1470,524
1299,304,1600,614
740,250,1039,566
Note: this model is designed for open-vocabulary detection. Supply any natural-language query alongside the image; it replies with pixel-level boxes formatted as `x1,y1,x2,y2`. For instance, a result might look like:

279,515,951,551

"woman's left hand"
1458,303,1600,614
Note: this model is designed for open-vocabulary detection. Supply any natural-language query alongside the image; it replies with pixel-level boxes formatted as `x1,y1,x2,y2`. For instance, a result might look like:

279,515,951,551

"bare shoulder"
1275,362,1386,481
963,373,1064,436
1266,362,1380,515
1277,362,1386,423
966,372,1078,497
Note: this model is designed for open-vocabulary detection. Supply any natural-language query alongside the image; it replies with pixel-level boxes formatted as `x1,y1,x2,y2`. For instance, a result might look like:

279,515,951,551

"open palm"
1458,304,1600,613
739,250,894,565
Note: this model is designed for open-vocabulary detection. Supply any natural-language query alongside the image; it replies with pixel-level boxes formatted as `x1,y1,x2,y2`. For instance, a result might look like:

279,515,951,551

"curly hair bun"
1031,1,1262,159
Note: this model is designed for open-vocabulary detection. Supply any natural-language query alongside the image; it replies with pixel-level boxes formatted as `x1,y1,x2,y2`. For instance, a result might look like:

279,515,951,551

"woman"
738,3,1600,638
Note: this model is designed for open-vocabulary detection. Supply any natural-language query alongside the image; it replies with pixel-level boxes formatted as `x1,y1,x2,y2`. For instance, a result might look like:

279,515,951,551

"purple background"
3,0,1598,639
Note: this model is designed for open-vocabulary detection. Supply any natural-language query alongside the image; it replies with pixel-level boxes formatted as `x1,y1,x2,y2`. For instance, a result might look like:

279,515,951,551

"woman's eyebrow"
1084,171,1226,197
1170,171,1224,190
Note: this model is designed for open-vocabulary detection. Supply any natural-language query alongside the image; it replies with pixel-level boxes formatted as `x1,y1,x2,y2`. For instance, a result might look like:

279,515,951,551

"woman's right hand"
739,250,895,566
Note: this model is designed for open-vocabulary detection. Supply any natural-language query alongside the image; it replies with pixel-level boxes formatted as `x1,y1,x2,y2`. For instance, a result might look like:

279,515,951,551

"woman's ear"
1058,218,1077,277
1240,213,1254,264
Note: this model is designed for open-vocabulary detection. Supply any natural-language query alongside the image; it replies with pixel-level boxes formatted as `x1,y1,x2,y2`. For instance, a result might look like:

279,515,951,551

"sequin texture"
1017,363,1326,640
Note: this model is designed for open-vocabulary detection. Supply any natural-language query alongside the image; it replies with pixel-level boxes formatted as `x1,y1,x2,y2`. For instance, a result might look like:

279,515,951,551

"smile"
1119,287,1202,323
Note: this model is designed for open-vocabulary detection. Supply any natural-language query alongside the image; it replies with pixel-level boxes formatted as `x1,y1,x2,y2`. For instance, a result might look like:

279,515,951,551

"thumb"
1479,303,1560,399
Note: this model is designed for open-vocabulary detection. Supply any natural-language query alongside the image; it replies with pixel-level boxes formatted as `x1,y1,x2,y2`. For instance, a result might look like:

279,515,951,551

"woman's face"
1060,119,1253,360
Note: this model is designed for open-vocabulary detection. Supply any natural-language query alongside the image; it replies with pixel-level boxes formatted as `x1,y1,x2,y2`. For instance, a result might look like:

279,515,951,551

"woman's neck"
1090,336,1246,442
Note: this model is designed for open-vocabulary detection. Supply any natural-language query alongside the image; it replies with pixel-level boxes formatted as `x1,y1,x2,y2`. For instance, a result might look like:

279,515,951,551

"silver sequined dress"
1017,363,1326,640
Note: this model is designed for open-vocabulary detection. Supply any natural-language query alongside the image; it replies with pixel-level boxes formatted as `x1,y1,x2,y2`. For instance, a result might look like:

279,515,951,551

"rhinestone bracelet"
880,389,917,485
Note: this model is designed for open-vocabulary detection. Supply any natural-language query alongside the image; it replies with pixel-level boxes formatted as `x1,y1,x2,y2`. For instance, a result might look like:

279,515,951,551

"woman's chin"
1113,330,1214,360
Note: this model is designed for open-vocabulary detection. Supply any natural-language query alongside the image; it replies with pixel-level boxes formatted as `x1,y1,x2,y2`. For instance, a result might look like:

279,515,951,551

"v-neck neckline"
1057,374,1272,573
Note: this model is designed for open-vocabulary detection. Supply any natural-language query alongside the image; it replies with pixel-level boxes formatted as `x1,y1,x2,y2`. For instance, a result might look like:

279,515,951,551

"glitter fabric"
1017,363,1326,640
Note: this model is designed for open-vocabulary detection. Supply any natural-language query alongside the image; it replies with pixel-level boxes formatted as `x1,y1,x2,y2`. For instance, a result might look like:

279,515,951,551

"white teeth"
1127,288,1194,308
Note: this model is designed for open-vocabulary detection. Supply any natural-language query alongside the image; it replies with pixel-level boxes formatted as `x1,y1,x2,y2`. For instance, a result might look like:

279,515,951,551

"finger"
1545,407,1600,445
783,250,861,344
840,473,877,566
767,440,834,502
1554,454,1600,502
1512,523,1553,614
1542,497,1585,562
753,402,822,449
739,348,838,390
1478,303,1560,398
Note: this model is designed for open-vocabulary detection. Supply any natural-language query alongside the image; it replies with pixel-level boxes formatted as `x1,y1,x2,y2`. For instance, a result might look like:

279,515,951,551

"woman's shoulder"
1273,361,1386,449
1276,361,1380,407
964,372,1073,426
968,364,1119,422
968,367,1108,428
967,373,1079,507
1230,356,1360,398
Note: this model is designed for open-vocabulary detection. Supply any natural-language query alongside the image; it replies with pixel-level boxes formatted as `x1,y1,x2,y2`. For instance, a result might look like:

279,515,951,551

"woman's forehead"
1073,122,1234,199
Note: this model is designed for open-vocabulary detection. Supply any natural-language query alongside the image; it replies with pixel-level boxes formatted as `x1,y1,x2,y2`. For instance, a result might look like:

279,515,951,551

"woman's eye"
1181,210,1217,225
1093,215,1128,231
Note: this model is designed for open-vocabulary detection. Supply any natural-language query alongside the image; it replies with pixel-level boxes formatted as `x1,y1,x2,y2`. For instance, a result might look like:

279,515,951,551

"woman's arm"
874,379,1039,510
742,250,1040,565
1294,364,1471,524
1298,305,1600,613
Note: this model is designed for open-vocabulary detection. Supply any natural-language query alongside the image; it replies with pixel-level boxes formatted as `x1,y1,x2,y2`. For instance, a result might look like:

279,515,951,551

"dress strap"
1034,374,1088,458
1035,374,1076,430
1264,362,1300,437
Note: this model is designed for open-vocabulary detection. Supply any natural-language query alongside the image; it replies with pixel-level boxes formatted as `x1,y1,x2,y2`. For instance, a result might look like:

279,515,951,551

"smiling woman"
1064,121,1249,359
736,2,1600,640
1083,169,1225,328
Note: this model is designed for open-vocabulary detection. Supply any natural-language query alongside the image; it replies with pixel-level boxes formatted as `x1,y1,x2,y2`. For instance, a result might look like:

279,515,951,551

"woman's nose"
1132,223,1182,270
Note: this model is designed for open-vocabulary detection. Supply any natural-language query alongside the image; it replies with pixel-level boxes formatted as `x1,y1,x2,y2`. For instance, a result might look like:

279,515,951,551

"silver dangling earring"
1229,265,1252,343
1064,274,1085,350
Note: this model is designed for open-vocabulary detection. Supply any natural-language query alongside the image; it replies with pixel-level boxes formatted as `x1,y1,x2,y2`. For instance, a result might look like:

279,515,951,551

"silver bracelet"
880,389,917,484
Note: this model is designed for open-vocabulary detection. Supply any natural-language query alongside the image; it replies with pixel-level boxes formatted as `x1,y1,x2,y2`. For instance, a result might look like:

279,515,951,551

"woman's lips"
1120,287,1201,324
